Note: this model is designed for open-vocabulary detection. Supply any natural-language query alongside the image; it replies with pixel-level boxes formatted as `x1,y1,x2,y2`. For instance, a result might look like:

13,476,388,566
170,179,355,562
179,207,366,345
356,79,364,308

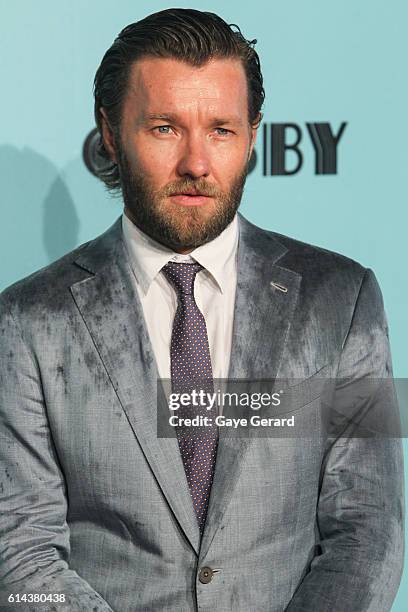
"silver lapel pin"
270,281,288,293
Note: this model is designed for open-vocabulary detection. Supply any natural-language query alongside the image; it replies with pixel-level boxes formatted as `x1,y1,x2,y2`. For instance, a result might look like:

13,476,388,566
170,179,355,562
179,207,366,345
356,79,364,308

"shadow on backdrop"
0,145,79,290
43,174,79,262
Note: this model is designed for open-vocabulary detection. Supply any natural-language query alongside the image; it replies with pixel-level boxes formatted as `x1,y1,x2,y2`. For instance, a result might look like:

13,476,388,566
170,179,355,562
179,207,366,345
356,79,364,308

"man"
0,8,404,612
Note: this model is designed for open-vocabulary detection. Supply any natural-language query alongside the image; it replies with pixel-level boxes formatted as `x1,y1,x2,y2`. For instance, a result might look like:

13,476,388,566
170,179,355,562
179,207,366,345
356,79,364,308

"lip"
169,194,213,207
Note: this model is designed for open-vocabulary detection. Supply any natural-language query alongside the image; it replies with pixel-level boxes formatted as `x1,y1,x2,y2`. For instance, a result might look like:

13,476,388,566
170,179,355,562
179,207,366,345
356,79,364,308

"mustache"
159,179,222,198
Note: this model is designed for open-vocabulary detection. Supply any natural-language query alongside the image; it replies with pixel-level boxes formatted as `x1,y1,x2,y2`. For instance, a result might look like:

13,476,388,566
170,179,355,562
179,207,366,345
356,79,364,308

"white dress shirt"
121,211,238,381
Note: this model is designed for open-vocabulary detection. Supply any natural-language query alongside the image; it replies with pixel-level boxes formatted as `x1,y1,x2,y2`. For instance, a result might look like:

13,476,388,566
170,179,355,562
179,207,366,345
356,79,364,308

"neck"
123,207,194,254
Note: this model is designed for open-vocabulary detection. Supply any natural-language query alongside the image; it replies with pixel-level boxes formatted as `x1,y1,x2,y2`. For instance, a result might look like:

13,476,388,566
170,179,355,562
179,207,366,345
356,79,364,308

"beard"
117,147,249,251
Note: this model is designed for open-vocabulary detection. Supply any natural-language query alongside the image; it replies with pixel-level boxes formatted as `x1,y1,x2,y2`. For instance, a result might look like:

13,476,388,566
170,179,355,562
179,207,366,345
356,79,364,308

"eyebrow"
145,113,178,122
144,113,244,126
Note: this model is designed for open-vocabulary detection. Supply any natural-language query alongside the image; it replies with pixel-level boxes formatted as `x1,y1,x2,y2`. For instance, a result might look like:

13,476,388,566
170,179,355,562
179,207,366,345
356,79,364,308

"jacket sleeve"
0,295,114,611
285,269,405,612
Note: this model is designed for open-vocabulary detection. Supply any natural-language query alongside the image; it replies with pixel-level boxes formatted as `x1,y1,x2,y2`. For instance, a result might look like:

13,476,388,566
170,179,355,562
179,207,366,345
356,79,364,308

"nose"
175,133,210,179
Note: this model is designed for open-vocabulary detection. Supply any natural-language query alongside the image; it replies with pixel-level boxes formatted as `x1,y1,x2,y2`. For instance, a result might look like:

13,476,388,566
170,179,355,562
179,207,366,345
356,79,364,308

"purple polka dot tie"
162,261,219,534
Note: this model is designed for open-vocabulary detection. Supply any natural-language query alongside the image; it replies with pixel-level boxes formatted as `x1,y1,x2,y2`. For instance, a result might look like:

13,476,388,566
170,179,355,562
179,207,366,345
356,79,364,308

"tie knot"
162,261,203,296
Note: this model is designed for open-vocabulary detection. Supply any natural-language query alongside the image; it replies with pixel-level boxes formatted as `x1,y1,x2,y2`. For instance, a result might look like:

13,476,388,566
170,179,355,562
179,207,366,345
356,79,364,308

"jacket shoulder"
238,215,369,303
1,241,89,303
0,216,122,315
243,214,367,278
271,229,366,276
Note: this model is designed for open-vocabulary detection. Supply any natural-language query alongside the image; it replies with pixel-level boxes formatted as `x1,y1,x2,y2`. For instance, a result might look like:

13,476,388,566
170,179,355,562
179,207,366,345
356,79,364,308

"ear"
99,107,118,164
248,112,262,160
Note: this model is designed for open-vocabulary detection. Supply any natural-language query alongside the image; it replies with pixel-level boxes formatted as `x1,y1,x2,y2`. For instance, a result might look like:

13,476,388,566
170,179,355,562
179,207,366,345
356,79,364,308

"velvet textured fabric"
0,213,404,611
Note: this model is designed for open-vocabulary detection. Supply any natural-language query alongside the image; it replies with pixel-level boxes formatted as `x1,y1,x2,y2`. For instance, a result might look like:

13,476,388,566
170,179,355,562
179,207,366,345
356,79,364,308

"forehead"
123,56,249,118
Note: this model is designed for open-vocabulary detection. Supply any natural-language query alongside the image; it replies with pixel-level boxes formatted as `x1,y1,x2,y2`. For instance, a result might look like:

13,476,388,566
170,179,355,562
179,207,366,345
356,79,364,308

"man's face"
102,56,258,252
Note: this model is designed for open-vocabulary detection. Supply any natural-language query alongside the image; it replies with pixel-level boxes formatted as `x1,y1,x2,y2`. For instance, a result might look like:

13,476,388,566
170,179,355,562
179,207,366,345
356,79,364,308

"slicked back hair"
93,8,265,191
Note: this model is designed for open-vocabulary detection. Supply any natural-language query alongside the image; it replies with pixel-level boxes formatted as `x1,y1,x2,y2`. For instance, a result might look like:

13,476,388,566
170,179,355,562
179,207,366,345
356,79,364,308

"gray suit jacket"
0,213,404,611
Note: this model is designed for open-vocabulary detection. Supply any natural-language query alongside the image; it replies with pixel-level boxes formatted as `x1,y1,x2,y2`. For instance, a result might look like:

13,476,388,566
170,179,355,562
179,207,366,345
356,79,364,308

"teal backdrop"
1,1,407,607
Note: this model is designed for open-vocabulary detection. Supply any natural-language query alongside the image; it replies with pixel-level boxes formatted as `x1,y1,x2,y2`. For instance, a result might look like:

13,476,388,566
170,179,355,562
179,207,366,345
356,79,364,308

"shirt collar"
121,210,238,295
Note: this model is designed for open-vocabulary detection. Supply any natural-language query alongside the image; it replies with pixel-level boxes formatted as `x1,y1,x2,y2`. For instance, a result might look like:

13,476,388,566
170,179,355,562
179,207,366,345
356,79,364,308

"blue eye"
156,126,172,134
215,128,230,135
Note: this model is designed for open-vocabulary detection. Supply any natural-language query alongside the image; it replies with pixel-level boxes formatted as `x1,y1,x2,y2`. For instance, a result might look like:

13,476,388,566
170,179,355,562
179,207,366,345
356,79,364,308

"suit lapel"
70,216,201,554
199,213,302,559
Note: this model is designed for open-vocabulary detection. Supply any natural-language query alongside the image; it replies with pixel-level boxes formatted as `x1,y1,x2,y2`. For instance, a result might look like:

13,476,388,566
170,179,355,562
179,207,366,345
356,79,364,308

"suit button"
198,566,214,584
